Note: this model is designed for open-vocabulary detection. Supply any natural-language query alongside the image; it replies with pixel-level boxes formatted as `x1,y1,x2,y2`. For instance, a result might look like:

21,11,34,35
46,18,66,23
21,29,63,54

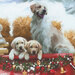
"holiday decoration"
22,70,27,75
0,53,74,75
13,65,16,69
0,54,74,74
60,67,66,74
41,66,45,71
73,53,75,65
70,63,75,70
37,60,41,65
48,64,51,69
50,69,55,73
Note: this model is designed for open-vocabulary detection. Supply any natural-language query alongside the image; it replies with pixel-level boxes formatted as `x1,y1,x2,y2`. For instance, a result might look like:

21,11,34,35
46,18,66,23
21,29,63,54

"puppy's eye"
36,46,38,48
30,46,33,48
38,5,41,8
21,42,23,44
16,43,18,45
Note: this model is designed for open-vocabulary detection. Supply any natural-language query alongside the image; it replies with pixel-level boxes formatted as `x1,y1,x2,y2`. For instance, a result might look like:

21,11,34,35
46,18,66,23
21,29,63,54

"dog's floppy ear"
30,4,36,13
38,43,42,50
23,38,27,45
11,40,16,49
25,42,30,50
44,6,47,15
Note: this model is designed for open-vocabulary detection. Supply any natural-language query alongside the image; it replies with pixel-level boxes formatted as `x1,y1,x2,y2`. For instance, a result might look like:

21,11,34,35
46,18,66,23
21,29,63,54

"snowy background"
0,0,75,15
0,0,75,36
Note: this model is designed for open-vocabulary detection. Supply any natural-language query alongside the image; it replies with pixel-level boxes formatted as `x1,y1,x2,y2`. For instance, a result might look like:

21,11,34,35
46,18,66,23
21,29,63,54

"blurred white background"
0,0,75,15
0,0,75,36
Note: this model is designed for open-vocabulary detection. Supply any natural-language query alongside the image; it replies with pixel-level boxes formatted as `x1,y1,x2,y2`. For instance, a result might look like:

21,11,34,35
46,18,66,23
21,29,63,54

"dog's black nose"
19,46,22,50
43,9,46,13
33,51,36,55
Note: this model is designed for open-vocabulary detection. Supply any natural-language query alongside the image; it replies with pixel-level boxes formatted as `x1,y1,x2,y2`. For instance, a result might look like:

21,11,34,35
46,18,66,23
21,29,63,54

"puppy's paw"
25,53,29,60
19,53,24,59
38,54,42,60
38,50,42,60
9,54,14,60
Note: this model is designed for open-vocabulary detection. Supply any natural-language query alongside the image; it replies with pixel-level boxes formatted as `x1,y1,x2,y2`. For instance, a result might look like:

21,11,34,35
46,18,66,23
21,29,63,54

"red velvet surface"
0,53,74,75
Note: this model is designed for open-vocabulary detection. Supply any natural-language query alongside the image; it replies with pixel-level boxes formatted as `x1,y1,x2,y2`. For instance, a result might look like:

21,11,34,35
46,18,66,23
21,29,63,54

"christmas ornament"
37,60,41,65
49,62,52,64
70,63,75,69
23,70,27,75
73,53,75,65
36,66,40,70
33,64,35,67
52,62,54,64
0,55,73,73
41,66,45,71
50,69,55,73
60,67,66,74
16,64,24,71
30,67,35,71
27,69,30,72
12,62,15,65
47,65,50,69
13,65,16,69
59,61,63,66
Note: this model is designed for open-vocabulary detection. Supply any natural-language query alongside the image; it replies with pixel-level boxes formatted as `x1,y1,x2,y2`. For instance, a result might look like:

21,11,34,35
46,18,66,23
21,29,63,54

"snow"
0,0,75,36
0,1,34,36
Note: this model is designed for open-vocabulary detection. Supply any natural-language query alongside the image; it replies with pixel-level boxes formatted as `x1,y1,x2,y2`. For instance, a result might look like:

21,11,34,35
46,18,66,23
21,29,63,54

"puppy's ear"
44,7,47,15
25,42,30,50
38,43,42,50
11,40,16,49
30,4,36,13
23,38,27,45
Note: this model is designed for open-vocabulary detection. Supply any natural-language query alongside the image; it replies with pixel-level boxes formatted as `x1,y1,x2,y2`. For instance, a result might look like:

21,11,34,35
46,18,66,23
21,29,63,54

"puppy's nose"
19,46,22,50
32,51,36,55
43,9,46,13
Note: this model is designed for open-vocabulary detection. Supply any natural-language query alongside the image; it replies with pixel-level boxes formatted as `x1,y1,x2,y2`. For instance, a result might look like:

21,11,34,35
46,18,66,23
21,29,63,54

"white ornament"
33,65,35,67
30,67,35,71
67,58,70,60
70,63,75,69
57,61,59,64
49,62,52,64
12,62,15,64
27,69,30,72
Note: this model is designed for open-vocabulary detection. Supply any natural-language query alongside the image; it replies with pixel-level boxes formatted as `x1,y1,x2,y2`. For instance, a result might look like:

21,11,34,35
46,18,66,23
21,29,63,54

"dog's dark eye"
38,6,41,8
36,46,38,48
30,46,33,48
16,43,18,45
21,42,23,44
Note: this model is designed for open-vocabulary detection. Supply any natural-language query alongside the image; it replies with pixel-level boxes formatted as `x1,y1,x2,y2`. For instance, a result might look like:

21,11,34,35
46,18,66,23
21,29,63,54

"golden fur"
64,30,75,47
52,21,61,31
0,17,32,52
0,18,10,38
13,16,32,41
0,17,75,53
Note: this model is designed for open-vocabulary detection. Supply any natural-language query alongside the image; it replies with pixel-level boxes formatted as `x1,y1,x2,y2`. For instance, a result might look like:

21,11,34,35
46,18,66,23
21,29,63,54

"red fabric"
2,53,73,59
0,65,74,75
0,53,74,75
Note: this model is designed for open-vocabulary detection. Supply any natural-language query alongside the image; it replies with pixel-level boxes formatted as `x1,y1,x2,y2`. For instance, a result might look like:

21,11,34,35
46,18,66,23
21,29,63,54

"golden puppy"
25,40,42,60
9,37,27,60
